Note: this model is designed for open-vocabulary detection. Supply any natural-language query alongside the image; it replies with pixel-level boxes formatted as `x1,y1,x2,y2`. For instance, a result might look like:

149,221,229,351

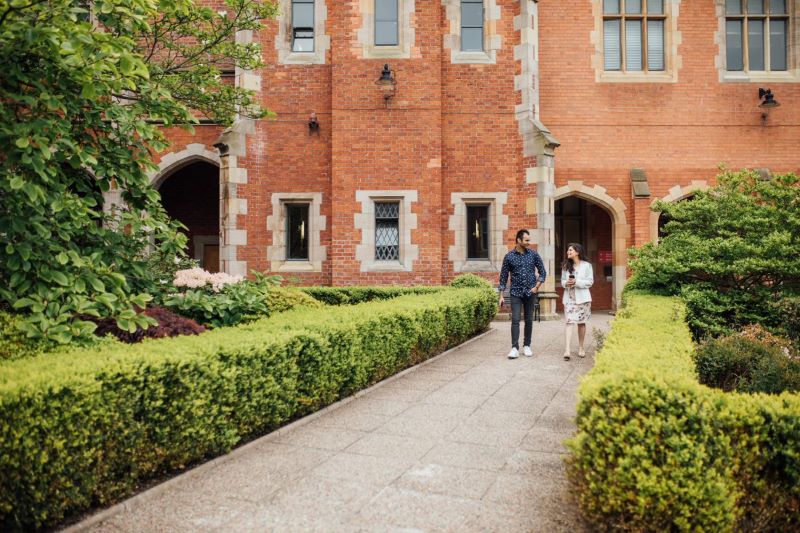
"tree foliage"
628,168,800,340
0,0,278,344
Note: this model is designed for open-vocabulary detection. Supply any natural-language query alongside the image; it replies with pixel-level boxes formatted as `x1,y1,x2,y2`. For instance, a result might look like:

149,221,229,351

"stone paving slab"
70,313,613,533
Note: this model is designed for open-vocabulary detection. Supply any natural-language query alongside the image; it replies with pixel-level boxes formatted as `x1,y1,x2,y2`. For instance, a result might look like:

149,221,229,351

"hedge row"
569,291,800,532
299,286,443,306
0,287,496,530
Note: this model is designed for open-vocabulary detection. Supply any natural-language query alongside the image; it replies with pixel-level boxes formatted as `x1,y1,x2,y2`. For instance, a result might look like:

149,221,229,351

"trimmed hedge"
0,287,496,530
569,291,800,532
299,285,443,306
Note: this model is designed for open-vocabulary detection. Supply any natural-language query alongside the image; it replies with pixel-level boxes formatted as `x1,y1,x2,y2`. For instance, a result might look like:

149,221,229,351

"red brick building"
126,0,800,313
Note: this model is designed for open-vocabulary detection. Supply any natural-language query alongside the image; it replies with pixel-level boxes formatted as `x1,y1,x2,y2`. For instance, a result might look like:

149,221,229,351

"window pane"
770,0,786,13
748,19,765,70
467,205,490,260
293,3,314,28
286,204,309,260
462,28,483,51
625,0,642,14
770,19,787,70
726,0,742,14
461,2,483,27
647,19,665,70
726,19,744,70
604,0,620,14
375,0,397,20
293,37,314,52
647,0,663,14
626,19,643,71
375,221,399,260
747,0,764,13
375,21,398,45
604,19,622,70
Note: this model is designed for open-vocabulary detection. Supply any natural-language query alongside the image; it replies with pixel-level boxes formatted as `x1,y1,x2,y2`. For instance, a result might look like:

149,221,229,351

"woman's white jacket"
561,261,594,305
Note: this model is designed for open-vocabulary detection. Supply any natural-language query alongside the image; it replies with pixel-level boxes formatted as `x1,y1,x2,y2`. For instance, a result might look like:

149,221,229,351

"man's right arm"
498,254,509,305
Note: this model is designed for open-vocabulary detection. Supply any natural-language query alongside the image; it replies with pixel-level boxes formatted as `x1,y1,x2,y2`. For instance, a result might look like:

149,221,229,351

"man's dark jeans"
510,294,536,349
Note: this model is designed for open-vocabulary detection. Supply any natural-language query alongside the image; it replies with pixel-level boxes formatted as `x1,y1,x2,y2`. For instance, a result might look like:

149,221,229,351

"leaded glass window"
603,0,666,71
726,0,788,71
286,203,310,260
466,204,489,260
461,0,484,52
375,202,400,261
292,0,315,52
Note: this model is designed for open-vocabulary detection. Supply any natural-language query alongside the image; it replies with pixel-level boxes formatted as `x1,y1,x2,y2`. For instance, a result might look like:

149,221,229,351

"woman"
561,243,594,361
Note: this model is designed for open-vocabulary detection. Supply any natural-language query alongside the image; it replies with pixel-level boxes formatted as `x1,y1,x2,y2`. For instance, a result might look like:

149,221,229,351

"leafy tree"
0,0,278,344
628,168,800,340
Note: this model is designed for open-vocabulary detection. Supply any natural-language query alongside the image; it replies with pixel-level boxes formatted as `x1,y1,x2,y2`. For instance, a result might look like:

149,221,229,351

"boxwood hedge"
569,291,800,532
299,285,442,306
0,287,496,530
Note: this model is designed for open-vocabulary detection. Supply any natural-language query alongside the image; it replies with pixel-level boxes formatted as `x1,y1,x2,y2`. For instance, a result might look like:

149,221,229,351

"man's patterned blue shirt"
498,248,547,298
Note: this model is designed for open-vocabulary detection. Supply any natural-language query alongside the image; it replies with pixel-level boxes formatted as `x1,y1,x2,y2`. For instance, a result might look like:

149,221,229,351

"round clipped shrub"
88,307,206,343
694,325,800,394
449,273,494,290
265,287,324,314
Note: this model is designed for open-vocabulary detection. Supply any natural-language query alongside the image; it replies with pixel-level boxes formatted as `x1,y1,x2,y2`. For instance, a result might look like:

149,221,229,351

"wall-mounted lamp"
758,88,780,124
308,112,320,135
376,63,396,107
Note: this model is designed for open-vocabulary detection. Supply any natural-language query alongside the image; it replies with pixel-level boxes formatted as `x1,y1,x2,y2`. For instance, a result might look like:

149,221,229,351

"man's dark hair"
515,229,529,242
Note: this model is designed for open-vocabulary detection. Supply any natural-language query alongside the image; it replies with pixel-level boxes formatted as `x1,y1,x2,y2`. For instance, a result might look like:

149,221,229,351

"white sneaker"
507,347,519,359
523,346,533,357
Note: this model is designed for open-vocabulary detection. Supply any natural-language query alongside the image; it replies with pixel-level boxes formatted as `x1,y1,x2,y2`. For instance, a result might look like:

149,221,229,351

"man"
498,229,547,359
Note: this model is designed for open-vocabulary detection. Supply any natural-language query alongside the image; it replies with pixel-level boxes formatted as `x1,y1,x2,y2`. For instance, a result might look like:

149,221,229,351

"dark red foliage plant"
87,306,205,343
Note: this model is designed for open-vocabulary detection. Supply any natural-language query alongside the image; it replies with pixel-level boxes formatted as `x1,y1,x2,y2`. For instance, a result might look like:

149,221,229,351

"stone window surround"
266,192,327,272
442,0,502,64
448,192,509,273
275,0,331,65
590,0,683,83
357,0,416,59
355,190,418,272
714,0,800,82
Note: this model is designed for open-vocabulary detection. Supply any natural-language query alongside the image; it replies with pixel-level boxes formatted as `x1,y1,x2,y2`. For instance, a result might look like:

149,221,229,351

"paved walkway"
73,313,613,533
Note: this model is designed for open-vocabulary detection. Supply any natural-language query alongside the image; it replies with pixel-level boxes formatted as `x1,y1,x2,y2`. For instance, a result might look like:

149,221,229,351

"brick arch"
648,180,711,242
149,144,220,190
554,181,630,309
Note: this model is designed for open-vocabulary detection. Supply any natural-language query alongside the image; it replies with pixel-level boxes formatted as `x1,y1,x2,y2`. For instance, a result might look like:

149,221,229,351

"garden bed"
0,286,496,530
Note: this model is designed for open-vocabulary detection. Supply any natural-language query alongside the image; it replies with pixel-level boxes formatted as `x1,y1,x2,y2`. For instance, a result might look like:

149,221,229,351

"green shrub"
448,273,494,290
0,311,45,361
299,286,442,306
628,169,800,341
695,326,800,394
265,287,324,314
569,292,800,532
0,288,495,530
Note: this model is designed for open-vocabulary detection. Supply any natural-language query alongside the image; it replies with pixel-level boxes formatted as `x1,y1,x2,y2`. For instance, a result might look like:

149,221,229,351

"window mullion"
621,15,627,71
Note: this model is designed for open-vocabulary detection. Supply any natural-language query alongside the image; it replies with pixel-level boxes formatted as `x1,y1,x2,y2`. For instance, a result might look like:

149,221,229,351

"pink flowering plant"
164,270,281,328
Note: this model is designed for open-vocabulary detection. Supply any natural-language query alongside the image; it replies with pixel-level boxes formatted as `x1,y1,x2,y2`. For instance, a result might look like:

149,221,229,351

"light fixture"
308,112,320,135
758,88,780,109
376,63,396,107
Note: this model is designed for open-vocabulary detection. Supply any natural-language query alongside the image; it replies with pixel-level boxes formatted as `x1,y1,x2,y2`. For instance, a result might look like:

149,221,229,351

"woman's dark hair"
515,229,529,242
562,242,585,272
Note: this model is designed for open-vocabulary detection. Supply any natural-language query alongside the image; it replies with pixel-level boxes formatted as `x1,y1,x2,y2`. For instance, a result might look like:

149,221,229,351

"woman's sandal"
578,349,586,358
563,352,571,361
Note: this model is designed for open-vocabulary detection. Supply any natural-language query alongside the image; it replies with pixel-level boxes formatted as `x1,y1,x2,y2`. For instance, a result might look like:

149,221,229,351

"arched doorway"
554,196,614,310
157,161,220,272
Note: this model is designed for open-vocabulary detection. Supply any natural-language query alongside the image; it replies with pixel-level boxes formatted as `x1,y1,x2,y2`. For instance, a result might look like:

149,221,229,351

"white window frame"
592,0,682,82
358,0,415,59
449,192,508,273
442,0,501,64
267,193,326,272
276,0,330,65
716,0,799,82
355,190,418,272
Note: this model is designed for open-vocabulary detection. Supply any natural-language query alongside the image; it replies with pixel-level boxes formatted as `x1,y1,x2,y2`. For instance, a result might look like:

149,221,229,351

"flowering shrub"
173,268,244,292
